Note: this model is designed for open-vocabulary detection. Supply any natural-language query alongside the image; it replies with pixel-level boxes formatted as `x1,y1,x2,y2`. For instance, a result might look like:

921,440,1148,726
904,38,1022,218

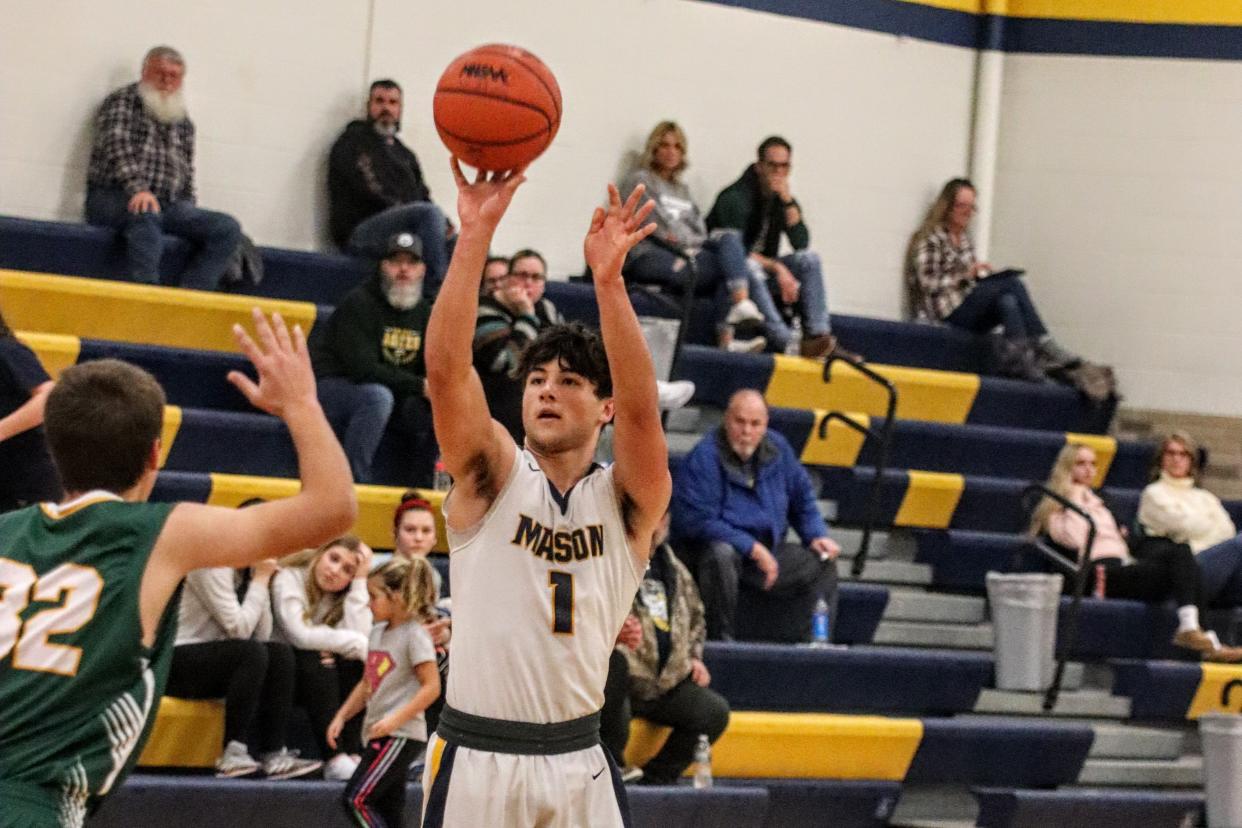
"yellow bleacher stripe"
138,697,222,768
897,0,1242,25
158,406,182,469
15,331,80,379
802,410,870,467
0,270,317,354
626,712,923,780
1066,432,1116,488
895,0,983,13
205,473,448,552
764,356,979,425
1185,664,1242,719
894,471,965,528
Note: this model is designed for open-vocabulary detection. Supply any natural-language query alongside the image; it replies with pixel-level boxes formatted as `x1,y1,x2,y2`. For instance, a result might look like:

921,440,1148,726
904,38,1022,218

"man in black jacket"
328,79,449,290
311,232,435,485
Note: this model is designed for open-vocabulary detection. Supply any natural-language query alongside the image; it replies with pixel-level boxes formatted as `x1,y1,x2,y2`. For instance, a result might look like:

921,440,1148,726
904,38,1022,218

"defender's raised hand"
227,307,317,418
451,158,527,232
584,183,656,284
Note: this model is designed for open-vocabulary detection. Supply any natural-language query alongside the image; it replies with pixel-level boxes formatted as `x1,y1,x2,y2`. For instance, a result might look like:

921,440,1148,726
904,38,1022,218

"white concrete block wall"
989,53,1242,415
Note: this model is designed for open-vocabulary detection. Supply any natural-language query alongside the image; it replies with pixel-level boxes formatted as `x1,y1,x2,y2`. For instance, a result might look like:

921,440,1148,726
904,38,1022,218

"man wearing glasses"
706,137,854,361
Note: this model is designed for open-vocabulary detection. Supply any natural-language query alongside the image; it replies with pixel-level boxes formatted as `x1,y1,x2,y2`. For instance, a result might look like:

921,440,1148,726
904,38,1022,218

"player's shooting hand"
227,308,316,419
751,542,779,590
584,183,656,284
450,159,527,231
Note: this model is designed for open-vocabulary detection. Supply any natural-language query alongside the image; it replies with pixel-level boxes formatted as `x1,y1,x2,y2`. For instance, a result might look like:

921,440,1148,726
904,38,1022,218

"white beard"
384,280,423,310
372,119,399,138
137,82,188,125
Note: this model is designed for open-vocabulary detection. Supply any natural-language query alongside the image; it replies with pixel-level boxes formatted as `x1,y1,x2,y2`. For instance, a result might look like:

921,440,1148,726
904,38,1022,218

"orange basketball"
433,44,562,172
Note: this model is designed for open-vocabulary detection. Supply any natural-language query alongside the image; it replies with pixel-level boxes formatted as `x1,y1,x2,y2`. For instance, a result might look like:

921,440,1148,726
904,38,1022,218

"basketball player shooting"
419,161,671,827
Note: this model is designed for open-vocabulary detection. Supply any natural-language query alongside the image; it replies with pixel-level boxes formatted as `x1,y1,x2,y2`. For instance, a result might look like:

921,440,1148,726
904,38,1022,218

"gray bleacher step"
872,620,993,650
664,431,702,457
1077,755,1204,788
830,527,918,562
1088,723,1186,760
884,589,986,624
972,688,1131,719
852,559,933,587
889,783,978,827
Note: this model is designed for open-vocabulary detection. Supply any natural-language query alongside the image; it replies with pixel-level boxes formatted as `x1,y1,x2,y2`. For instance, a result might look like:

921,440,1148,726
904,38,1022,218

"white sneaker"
656,380,695,411
725,298,764,326
620,766,644,784
727,336,767,354
323,753,360,781
215,740,261,778
262,748,323,781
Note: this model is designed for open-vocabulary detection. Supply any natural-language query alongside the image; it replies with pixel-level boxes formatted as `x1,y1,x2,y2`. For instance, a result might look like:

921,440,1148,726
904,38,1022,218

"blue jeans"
85,187,242,290
626,230,752,327
945,273,1047,341
346,203,449,291
746,250,833,351
1199,535,1242,608
317,377,394,483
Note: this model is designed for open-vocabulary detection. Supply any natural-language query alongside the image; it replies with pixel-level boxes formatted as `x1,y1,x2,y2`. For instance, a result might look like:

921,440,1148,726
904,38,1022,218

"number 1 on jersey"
548,570,574,635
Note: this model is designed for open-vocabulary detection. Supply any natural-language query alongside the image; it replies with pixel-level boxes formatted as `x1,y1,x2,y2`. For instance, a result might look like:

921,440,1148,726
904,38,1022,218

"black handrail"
819,354,897,578
1019,483,1098,712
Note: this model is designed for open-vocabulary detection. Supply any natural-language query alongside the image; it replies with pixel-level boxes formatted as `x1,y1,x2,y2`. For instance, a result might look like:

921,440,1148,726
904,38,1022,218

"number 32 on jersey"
0,558,103,676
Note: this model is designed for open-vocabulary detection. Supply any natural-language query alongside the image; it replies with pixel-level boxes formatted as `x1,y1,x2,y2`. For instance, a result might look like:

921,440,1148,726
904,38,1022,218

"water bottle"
692,734,713,789
785,316,803,355
811,595,831,646
432,457,452,492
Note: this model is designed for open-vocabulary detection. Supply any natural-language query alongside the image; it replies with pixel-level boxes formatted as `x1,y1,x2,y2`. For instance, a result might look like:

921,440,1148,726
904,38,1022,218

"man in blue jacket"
672,389,840,640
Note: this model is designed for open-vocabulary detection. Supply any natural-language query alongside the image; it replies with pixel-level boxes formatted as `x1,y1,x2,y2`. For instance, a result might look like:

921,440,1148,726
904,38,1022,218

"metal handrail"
819,354,897,578
1019,483,1098,712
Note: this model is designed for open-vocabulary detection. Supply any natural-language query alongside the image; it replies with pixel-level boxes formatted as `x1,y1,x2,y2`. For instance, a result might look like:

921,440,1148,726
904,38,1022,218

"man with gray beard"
85,46,241,290
310,232,435,486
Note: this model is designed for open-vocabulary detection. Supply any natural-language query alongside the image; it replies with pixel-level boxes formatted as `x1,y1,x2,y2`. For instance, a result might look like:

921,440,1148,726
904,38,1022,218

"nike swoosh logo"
592,767,606,779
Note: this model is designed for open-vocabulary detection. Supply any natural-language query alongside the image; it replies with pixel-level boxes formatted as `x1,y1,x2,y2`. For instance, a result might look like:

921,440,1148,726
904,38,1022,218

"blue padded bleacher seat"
704,642,992,715
78,339,253,412
905,719,1093,787
720,778,901,828
830,314,989,374
91,776,771,828
914,530,1036,592
974,787,1202,828
1110,659,1205,720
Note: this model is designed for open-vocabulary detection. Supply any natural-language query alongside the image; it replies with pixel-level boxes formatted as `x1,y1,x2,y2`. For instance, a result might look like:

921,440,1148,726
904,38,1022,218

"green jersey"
0,492,177,827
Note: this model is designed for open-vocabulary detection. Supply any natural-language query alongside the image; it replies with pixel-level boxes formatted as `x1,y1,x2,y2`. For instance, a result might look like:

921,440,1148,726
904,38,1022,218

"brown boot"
1173,628,1217,655
800,334,860,362
1206,645,1242,663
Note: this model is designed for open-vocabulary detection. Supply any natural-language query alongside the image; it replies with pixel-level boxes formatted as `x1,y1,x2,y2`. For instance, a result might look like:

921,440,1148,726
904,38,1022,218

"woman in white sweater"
273,535,372,779
1139,431,1242,608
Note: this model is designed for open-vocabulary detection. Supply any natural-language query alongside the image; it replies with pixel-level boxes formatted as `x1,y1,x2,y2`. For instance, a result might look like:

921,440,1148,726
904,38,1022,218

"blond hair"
639,121,688,179
905,178,974,271
1028,443,1093,536
282,535,364,627
368,557,438,624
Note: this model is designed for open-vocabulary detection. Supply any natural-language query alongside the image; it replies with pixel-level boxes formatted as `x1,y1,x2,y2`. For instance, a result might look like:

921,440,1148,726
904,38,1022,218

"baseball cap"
384,232,423,260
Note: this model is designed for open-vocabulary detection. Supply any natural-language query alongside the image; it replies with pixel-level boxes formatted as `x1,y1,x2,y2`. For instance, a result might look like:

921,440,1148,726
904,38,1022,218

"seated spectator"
311,232,435,485
672,389,840,641
481,255,510,297
273,536,373,779
328,79,449,290
905,178,1078,380
601,512,730,785
0,311,61,512
706,136,850,359
85,46,242,290
167,552,320,779
620,122,769,353
1139,431,1242,608
1030,443,1241,661
392,491,443,597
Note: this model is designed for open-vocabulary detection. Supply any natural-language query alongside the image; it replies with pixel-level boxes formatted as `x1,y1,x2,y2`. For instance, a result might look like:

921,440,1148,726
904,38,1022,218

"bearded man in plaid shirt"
85,45,241,291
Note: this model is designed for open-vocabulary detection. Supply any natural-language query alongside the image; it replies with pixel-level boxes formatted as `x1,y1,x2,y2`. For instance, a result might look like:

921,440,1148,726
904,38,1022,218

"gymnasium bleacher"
5,214,1239,827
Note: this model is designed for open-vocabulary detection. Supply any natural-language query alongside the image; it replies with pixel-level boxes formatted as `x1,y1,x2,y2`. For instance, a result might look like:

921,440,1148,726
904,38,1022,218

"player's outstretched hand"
227,308,317,419
584,183,656,284
451,158,527,232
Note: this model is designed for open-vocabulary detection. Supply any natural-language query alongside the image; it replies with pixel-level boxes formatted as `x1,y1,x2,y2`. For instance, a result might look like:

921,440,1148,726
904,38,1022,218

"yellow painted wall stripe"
802,410,870,467
205,473,448,552
158,406,182,469
0,270,317,354
625,712,923,780
897,0,1242,25
894,471,965,528
1066,432,1116,488
1186,664,1242,719
765,356,979,425
15,331,80,379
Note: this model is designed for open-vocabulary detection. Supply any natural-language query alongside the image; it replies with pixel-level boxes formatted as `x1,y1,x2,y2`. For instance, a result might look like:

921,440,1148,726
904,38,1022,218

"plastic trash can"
985,572,1063,691
1201,713,1242,827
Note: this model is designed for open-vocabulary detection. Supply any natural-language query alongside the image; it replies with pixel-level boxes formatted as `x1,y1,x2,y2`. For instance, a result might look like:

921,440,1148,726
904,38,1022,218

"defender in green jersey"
0,310,356,827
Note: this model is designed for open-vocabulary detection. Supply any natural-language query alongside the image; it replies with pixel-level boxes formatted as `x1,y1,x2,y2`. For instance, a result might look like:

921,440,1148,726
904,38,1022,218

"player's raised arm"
425,160,526,490
586,183,672,552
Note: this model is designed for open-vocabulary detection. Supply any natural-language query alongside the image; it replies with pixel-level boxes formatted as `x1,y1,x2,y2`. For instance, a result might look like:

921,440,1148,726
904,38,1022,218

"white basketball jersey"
444,446,642,724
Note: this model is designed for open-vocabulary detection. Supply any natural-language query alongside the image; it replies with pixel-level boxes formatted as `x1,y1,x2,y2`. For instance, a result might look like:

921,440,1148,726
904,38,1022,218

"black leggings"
1092,538,1203,610
292,648,364,757
166,639,294,755
342,735,425,828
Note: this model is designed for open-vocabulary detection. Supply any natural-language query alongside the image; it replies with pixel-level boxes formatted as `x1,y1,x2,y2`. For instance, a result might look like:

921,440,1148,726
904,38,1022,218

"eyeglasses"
761,160,791,170
509,270,545,282
1163,448,1192,458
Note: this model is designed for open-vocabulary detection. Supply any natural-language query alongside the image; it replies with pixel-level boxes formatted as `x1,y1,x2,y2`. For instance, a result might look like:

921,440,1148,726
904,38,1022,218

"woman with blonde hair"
906,178,1075,380
622,121,834,355
1030,443,1241,661
1139,431,1242,608
273,535,373,779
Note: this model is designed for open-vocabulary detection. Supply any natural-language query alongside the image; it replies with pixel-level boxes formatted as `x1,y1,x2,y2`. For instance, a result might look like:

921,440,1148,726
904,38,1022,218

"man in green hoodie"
311,232,434,485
